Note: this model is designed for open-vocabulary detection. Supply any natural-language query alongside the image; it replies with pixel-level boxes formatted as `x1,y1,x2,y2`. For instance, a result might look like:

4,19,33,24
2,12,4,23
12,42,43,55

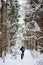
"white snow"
0,50,37,65
0,2,1,8
37,36,43,40
0,31,1,34
18,0,26,5
31,50,43,65
4,0,6,2
32,20,40,31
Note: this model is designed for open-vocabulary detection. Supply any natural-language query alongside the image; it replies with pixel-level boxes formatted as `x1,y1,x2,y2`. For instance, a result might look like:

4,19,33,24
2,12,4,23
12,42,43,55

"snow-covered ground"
0,50,37,65
0,50,43,65
31,50,43,65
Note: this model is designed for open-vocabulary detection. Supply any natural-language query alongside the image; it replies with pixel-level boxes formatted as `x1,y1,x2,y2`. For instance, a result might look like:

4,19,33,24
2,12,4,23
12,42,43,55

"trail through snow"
0,50,37,65
17,50,36,65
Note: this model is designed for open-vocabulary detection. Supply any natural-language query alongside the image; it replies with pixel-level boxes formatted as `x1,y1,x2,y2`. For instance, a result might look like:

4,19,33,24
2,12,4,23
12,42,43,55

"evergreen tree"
7,0,19,48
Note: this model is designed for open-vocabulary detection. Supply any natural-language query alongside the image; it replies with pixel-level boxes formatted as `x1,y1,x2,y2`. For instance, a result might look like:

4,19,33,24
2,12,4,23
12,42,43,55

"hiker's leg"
21,53,24,59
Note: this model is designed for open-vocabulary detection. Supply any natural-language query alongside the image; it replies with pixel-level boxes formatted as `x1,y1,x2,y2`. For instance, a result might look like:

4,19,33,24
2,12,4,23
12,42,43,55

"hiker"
20,46,25,59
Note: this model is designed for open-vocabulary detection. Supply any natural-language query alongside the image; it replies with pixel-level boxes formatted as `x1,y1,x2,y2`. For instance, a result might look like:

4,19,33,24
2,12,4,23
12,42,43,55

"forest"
0,0,43,65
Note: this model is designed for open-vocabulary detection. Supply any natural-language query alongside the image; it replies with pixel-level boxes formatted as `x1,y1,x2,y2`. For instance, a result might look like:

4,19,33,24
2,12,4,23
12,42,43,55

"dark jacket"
20,47,25,54
20,47,25,59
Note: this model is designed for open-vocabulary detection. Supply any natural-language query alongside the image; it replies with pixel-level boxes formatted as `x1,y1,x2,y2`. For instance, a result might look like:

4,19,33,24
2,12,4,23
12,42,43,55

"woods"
0,0,19,57
0,0,43,61
0,0,43,65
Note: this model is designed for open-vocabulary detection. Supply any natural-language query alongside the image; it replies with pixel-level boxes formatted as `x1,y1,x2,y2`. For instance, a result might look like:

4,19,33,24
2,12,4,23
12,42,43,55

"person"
20,46,25,59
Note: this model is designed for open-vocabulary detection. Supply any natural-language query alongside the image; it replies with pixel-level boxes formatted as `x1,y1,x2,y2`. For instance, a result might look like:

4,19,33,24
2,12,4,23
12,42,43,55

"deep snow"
0,50,43,65
0,50,37,65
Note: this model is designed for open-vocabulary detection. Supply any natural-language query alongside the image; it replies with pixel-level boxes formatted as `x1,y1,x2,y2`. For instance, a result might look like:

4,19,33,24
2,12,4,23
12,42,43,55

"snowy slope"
0,50,37,65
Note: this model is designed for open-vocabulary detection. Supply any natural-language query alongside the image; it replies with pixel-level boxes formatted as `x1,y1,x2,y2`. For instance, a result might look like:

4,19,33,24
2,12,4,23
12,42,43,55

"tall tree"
0,0,7,57
7,0,19,48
